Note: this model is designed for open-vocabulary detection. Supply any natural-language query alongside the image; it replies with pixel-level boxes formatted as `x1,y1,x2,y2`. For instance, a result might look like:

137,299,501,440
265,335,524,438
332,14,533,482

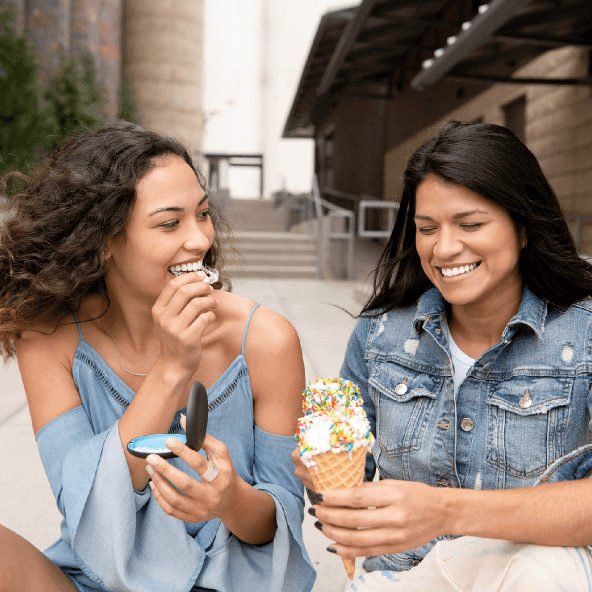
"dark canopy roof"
284,0,592,138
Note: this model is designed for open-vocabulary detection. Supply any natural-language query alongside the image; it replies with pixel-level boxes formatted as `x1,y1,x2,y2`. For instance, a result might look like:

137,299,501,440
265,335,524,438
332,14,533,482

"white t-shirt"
444,323,476,396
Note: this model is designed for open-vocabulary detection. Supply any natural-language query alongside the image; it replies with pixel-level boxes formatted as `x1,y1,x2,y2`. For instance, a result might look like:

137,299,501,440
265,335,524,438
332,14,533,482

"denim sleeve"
193,426,316,592
340,315,376,482
37,409,204,592
36,406,150,516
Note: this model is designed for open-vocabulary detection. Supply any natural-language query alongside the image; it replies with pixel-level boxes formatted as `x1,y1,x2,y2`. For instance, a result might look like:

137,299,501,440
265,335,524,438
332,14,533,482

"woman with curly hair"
0,120,314,592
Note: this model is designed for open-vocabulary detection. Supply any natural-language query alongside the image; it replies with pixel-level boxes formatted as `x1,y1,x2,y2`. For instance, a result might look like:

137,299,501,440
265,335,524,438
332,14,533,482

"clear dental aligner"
133,446,170,453
168,260,219,284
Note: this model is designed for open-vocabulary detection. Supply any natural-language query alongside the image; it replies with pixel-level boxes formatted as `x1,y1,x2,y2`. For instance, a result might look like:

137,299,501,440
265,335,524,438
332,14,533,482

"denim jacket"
341,286,592,572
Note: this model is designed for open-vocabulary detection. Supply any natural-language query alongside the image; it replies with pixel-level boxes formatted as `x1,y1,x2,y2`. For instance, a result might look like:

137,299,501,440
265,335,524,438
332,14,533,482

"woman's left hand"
312,479,448,559
146,430,238,524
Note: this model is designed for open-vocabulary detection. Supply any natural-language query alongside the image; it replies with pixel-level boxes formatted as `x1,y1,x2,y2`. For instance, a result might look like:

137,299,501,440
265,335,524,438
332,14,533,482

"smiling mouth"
168,261,219,284
439,262,481,277
168,261,202,275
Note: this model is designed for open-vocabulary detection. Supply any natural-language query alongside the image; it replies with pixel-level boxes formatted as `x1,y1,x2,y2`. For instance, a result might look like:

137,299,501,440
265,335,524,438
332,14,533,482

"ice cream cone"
309,447,367,579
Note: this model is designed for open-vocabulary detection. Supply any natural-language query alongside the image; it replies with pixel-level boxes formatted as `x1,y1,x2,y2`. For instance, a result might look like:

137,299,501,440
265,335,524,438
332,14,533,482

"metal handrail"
358,199,399,238
320,186,362,205
313,176,355,280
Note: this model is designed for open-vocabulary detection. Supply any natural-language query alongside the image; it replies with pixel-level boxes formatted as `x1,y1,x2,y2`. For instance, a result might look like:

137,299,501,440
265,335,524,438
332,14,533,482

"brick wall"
7,0,205,143
383,47,592,254
70,0,123,117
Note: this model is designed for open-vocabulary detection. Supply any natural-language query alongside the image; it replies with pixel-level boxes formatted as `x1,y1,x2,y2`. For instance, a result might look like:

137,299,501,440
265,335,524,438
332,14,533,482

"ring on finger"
201,461,219,482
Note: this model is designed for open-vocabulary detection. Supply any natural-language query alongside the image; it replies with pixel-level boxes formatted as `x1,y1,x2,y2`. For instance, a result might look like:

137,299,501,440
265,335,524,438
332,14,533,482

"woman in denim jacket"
296,121,592,590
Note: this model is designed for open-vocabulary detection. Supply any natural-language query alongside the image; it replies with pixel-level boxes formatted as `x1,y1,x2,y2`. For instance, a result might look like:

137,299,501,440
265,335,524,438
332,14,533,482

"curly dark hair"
0,119,231,359
363,120,592,316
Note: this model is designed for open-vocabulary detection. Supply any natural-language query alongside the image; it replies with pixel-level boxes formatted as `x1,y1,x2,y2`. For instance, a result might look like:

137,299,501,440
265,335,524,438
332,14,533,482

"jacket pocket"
369,361,443,456
487,374,572,478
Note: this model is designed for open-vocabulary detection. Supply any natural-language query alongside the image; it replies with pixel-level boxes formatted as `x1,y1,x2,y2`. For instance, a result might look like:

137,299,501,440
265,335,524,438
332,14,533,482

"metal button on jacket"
394,378,408,395
460,418,474,431
519,389,533,409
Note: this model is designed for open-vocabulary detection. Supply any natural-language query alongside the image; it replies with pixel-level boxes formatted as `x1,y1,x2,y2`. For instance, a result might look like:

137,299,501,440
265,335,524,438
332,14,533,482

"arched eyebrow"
149,194,209,216
414,209,488,221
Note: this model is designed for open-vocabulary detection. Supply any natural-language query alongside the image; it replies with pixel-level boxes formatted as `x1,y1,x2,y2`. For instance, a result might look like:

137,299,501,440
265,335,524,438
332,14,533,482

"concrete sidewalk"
0,277,372,592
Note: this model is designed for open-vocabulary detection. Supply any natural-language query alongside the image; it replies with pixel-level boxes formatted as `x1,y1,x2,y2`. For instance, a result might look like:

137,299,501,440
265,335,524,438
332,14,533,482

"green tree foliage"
119,74,141,124
0,3,55,179
45,50,105,150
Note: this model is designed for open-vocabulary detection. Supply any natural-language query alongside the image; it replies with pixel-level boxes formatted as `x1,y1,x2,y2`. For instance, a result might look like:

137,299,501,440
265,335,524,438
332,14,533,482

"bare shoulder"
215,289,300,350
218,292,305,436
249,305,301,352
17,315,80,362
16,315,83,434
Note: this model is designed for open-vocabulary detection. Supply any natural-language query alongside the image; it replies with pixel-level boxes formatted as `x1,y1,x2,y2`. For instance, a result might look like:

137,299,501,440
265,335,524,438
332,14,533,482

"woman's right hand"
291,446,315,491
151,271,218,378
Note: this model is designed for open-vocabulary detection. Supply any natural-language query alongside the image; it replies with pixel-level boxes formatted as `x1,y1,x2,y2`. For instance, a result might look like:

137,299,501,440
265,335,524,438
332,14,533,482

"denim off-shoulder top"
35,304,315,592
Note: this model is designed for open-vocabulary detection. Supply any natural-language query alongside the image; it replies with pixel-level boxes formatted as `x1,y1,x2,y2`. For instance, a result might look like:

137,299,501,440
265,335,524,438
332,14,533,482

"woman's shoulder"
16,313,85,434
16,313,80,364
215,289,298,347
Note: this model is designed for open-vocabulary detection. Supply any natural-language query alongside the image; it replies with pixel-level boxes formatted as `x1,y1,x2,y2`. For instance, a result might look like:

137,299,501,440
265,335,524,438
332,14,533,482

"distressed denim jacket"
341,286,592,572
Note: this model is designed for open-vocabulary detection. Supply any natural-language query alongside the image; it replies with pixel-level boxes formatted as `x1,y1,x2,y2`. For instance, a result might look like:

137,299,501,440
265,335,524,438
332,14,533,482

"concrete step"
226,199,285,232
234,244,316,255
221,229,318,278
226,253,316,266
230,231,314,242
225,264,318,279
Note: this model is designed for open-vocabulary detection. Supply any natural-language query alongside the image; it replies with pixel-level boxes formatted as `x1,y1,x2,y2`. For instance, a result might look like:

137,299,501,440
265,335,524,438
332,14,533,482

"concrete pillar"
26,0,71,83
123,0,204,153
70,0,122,117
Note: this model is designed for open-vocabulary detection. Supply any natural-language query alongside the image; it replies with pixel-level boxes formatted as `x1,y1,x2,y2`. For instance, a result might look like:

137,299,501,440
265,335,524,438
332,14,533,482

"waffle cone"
310,447,367,579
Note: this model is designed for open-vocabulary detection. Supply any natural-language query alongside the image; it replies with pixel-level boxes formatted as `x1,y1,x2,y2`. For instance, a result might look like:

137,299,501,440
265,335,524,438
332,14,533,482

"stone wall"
123,0,204,153
6,0,123,116
383,47,592,253
70,0,123,117
4,0,204,148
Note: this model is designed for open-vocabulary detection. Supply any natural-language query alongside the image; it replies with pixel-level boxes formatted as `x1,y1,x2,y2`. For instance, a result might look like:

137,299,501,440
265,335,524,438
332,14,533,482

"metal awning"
283,0,592,138
282,5,357,138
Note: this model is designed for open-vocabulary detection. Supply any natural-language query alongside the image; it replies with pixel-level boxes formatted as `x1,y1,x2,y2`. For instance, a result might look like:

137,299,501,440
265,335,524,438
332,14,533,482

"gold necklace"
102,316,148,377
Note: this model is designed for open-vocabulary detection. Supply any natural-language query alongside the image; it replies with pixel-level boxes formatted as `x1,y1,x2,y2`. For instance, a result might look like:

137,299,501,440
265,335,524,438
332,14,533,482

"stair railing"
358,198,399,239
311,176,355,280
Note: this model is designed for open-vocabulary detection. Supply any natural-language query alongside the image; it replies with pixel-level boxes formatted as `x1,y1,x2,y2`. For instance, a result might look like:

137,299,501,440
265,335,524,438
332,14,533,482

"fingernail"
165,437,177,448
146,465,154,477
180,413,186,421
147,455,158,466
326,546,337,554
148,481,155,490
309,491,323,503
314,521,323,532
308,507,316,517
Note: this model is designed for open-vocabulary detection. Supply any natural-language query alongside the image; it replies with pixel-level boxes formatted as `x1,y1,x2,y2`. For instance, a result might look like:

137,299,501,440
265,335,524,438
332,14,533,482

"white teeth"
440,263,478,277
168,261,208,277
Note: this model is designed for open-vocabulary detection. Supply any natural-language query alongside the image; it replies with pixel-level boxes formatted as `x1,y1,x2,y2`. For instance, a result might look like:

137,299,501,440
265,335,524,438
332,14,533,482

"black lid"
186,381,208,451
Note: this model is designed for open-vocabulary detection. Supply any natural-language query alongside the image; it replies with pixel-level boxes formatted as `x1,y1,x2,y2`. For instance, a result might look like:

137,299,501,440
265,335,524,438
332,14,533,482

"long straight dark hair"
362,120,592,315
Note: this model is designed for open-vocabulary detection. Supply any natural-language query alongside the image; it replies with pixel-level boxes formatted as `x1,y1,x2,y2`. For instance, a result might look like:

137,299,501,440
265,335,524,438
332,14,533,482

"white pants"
347,537,592,592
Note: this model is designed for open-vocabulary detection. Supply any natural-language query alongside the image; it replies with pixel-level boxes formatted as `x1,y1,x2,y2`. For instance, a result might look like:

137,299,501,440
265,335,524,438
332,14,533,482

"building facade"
284,0,592,252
